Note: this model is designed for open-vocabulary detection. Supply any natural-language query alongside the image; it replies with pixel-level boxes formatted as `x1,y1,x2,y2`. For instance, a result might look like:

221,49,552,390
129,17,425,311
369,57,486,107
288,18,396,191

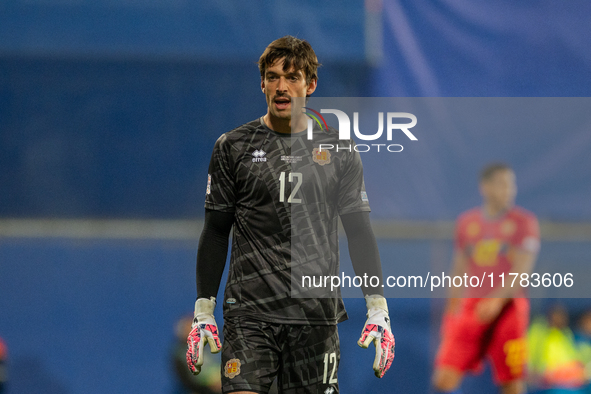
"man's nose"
276,77,287,92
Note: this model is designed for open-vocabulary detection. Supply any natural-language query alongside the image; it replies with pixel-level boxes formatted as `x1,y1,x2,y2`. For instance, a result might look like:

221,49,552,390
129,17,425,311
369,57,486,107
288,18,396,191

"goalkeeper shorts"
221,316,340,394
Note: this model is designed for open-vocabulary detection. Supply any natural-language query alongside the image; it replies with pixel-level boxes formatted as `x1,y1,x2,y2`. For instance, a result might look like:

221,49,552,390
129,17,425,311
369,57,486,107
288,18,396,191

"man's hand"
358,294,395,378
475,297,506,323
186,297,222,375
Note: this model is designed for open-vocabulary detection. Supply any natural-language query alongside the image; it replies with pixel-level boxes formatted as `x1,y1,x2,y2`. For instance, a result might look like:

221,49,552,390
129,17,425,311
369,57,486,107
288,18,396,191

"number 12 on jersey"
279,171,302,203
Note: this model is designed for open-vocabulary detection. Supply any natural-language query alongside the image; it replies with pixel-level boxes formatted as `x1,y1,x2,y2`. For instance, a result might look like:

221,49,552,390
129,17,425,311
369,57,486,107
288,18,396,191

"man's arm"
476,248,537,323
341,211,394,378
477,215,540,323
340,211,383,296
445,249,469,314
196,209,234,299
491,247,537,299
187,208,233,375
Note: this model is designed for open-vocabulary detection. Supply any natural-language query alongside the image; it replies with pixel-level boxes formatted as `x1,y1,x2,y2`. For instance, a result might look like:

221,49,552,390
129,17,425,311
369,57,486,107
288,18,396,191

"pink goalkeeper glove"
357,294,395,378
186,297,222,375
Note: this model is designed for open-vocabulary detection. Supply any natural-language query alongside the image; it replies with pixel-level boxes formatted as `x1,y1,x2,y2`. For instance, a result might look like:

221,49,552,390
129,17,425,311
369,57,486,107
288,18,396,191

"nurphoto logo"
304,107,418,153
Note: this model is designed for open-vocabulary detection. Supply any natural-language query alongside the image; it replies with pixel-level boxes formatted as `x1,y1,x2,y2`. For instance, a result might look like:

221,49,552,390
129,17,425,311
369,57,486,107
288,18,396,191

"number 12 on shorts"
323,352,338,384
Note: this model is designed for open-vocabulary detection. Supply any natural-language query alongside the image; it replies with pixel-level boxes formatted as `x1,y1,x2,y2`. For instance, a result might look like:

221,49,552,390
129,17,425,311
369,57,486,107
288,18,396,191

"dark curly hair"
258,35,321,84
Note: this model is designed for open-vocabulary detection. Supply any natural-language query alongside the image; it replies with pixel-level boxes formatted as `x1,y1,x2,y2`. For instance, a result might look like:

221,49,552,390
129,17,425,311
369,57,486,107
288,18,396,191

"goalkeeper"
186,35,395,394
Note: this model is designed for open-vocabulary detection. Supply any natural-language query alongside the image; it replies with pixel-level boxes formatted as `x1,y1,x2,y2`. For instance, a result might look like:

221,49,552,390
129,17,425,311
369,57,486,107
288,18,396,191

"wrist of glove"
357,294,395,378
186,297,222,375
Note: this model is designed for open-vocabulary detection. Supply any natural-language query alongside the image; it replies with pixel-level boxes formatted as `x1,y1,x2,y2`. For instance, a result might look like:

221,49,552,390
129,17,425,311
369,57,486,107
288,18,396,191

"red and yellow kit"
436,206,540,384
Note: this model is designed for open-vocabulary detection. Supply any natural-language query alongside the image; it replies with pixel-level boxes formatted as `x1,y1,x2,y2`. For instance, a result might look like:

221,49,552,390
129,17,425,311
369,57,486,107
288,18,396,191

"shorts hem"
433,360,468,374
223,386,267,394
223,313,344,326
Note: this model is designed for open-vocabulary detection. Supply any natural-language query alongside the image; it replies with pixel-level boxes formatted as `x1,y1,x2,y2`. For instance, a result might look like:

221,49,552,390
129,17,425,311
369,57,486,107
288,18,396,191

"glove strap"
365,294,388,313
194,296,216,319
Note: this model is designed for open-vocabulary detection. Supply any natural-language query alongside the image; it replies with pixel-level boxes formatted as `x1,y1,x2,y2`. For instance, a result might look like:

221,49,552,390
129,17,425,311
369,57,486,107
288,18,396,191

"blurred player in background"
185,36,394,394
528,304,587,392
432,163,540,394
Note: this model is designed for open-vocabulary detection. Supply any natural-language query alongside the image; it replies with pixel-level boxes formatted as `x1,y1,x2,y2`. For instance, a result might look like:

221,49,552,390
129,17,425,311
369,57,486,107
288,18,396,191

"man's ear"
261,78,265,93
306,78,317,96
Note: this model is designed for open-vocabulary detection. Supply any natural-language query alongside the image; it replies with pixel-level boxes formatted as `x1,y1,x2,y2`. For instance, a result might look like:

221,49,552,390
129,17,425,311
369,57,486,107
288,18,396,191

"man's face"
549,307,568,329
261,58,317,121
480,169,517,210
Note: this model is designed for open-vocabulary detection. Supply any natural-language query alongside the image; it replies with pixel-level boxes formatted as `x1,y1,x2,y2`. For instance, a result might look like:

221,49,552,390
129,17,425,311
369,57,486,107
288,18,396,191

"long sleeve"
195,208,234,299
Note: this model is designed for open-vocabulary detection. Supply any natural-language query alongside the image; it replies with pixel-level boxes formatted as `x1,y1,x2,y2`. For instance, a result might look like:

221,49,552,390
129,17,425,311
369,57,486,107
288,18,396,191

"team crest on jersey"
206,174,211,195
252,149,267,162
501,219,516,237
324,387,335,394
312,147,331,165
472,239,501,266
224,358,241,379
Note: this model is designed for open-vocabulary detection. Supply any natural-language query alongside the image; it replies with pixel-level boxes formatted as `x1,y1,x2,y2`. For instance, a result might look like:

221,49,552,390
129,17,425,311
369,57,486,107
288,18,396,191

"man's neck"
483,203,511,219
263,114,290,133
263,113,308,134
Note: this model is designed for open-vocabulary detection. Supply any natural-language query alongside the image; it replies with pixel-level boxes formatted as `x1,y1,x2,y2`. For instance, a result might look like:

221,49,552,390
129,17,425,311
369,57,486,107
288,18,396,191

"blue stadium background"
1,1,591,392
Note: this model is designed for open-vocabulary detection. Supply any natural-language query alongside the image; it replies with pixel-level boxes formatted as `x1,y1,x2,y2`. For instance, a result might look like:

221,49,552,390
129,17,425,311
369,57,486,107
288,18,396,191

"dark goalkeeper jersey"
204,117,370,325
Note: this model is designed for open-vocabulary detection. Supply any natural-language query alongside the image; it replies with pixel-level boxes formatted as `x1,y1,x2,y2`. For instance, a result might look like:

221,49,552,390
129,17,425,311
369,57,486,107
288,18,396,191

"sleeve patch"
521,236,540,253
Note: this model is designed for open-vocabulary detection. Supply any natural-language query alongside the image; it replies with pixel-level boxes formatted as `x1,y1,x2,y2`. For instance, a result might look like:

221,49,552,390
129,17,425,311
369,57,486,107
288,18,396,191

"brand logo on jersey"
206,174,211,195
312,147,331,166
224,358,241,379
252,149,267,162
324,387,335,394
226,297,236,304
361,191,369,202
